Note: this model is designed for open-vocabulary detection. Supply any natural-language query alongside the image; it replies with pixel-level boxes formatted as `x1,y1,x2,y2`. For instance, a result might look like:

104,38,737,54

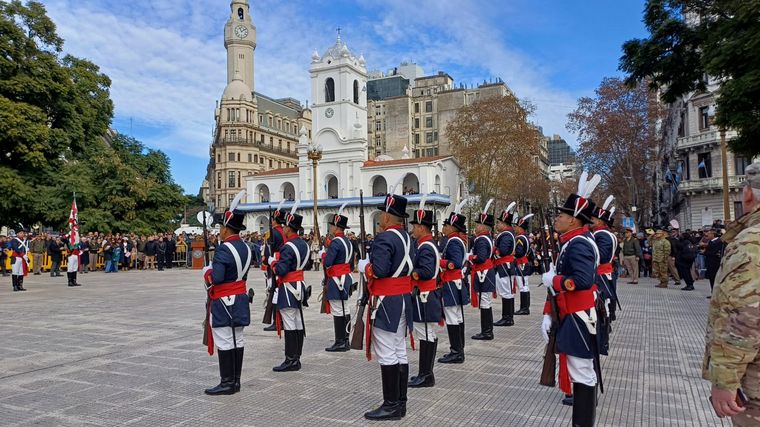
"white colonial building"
238,35,464,234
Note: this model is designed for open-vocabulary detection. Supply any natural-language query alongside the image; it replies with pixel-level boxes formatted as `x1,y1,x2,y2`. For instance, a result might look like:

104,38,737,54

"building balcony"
217,138,298,158
678,175,745,194
676,129,738,152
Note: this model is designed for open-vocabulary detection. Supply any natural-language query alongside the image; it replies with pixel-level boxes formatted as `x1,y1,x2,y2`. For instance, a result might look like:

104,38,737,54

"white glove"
542,263,556,289
318,249,326,258
267,256,277,266
541,314,552,343
357,257,370,274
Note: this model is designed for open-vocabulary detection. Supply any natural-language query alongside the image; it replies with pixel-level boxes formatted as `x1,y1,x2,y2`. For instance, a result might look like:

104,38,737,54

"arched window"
325,78,335,103
434,175,441,193
371,176,387,197
255,184,270,203
238,8,244,20
281,182,295,201
326,175,339,198
353,80,359,104
402,173,419,195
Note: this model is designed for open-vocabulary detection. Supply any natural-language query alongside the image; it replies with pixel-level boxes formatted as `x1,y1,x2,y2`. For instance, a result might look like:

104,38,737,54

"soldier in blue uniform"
357,193,414,420
269,203,311,372
9,226,30,292
263,201,286,332
513,213,533,315
591,195,618,357
323,207,354,352
203,192,253,395
408,198,442,388
470,200,496,341
437,203,469,364
493,203,517,326
541,172,602,427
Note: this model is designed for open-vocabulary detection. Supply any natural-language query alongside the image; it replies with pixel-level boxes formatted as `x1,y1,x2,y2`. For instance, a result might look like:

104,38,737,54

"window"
269,159,272,168
699,106,711,130
237,153,240,162
268,116,272,127
237,7,244,19
228,171,236,188
254,154,258,163
413,133,419,145
375,136,381,147
217,154,221,163
258,114,263,124
425,101,433,112
425,116,433,128
259,156,264,164
679,111,686,136
680,158,690,181
375,121,382,131
433,131,438,141
325,77,335,102
414,118,419,129
270,136,273,145
237,172,241,188
287,142,291,152
248,153,252,162
260,134,265,144
426,132,433,143
414,103,420,113
217,172,221,189
697,152,712,178
228,152,235,162
735,156,750,175
353,80,359,104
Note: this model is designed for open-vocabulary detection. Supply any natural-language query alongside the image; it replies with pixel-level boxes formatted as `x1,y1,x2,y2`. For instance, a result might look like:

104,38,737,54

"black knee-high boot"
204,350,235,395
273,330,300,372
494,298,515,326
233,347,244,392
364,364,402,420
11,275,18,291
515,292,530,315
438,324,464,363
471,308,494,340
572,383,596,427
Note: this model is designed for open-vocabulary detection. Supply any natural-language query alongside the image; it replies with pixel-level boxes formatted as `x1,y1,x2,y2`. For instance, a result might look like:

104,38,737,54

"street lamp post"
307,143,323,240
720,128,730,220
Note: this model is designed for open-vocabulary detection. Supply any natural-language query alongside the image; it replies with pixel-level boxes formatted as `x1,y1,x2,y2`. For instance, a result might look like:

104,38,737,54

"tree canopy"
620,0,760,156
0,1,187,234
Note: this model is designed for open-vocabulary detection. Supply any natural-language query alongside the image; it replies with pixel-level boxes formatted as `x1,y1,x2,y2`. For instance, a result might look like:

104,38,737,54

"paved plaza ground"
0,269,729,426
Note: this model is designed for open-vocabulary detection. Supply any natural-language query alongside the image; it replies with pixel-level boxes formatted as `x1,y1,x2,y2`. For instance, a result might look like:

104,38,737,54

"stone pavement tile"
58,401,119,417
0,402,43,425
18,414,105,427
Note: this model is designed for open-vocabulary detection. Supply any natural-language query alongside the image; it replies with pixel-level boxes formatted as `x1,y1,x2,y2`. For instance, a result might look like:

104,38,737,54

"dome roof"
222,78,251,101
323,34,355,60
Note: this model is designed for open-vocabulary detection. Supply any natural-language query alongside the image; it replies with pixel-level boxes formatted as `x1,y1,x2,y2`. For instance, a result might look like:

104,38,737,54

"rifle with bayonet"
201,208,213,347
538,206,560,387
320,231,330,314
262,205,277,325
350,190,368,350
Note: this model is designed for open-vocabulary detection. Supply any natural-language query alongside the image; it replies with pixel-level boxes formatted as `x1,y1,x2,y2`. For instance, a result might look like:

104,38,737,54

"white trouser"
479,292,492,309
329,299,349,317
413,322,437,342
518,273,530,293
281,307,304,330
496,273,514,299
372,300,408,366
210,312,245,351
443,305,463,325
567,355,597,387
11,258,24,276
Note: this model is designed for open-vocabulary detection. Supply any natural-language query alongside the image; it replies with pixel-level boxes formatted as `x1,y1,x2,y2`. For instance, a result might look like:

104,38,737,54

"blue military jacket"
411,235,443,323
324,233,353,301
471,233,496,293
514,234,531,276
9,238,28,257
368,225,414,333
274,236,309,309
494,229,515,278
209,235,252,328
550,227,599,359
440,234,469,307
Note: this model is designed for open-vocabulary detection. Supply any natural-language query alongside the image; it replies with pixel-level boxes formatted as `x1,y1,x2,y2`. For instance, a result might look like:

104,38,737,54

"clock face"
234,25,248,38
325,107,334,118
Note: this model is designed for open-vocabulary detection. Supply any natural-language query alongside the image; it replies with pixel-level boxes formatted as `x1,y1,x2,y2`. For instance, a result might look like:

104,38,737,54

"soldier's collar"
223,234,241,242
416,234,433,244
559,225,589,244
384,224,404,231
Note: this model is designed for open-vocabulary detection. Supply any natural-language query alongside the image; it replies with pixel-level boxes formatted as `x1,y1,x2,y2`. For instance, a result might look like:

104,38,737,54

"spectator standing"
29,233,46,275
89,238,99,272
156,236,167,271
703,228,724,294
641,231,653,277
667,229,682,283
137,236,147,269
111,238,122,272
651,228,671,288
79,237,90,274
165,234,176,269
145,236,157,269
620,228,641,284
47,237,64,277
675,231,697,291
0,236,8,277
122,238,133,270
703,162,760,425
103,239,114,272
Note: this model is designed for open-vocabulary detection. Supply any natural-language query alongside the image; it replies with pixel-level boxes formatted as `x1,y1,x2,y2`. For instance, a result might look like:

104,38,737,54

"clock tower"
224,0,256,91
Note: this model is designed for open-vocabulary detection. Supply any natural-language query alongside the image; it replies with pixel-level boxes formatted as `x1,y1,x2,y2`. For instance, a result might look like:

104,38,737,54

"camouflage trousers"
653,261,668,286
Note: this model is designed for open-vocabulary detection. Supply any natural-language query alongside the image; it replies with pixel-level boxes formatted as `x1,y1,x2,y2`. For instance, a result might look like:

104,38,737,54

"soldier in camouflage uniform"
703,162,760,426
651,229,671,288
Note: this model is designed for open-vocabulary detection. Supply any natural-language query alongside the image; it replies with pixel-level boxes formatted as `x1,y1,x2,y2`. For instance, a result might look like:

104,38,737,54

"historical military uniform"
359,193,414,420
470,203,496,341
204,199,253,395
262,204,286,331
493,204,517,327
323,212,354,352
66,244,82,287
513,214,534,315
9,229,29,292
591,197,618,356
409,207,442,388
271,207,310,372
703,202,760,427
542,176,602,427
438,210,469,364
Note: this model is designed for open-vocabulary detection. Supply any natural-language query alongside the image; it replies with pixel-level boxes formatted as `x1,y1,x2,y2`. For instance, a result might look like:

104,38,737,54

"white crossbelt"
332,236,353,290
283,241,308,302
417,240,440,303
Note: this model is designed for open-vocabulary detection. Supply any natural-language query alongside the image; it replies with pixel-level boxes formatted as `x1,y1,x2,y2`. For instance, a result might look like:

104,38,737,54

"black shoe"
233,347,244,392
515,292,530,315
562,394,574,406
438,325,464,363
205,350,235,395
409,340,436,388
364,364,403,420
34,272,40,275
11,275,18,291
273,331,301,372
398,363,408,416
16,277,26,291
325,316,350,352
681,286,695,291
572,383,596,427
263,323,277,332
494,298,515,326
471,308,494,340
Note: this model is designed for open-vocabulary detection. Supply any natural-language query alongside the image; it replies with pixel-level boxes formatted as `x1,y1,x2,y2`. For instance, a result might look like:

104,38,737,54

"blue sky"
42,0,647,194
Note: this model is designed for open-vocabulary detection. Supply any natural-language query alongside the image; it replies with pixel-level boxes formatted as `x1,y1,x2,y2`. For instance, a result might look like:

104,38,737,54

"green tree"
620,0,760,156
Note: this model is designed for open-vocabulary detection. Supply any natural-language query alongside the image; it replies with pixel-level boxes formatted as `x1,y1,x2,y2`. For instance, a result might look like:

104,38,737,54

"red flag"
68,198,80,247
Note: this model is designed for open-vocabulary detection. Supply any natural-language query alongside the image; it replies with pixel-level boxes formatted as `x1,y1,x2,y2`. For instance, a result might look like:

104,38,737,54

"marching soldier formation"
197,172,620,426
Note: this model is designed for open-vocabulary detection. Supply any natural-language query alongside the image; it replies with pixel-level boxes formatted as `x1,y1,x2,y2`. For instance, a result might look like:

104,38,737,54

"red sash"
494,255,515,266
440,268,462,283
365,275,413,361
555,288,596,320
326,263,351,278
596,263,613,275
470,259,493,308
413,278,437,292
516,256,529,265
279,270,305,284
206,280,247,355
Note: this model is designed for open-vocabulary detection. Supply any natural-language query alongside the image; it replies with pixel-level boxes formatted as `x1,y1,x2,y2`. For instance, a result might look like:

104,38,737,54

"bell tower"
224,0,256,91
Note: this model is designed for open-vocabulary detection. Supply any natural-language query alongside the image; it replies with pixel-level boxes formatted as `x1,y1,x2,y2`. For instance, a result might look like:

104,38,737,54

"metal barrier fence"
2,246,190,272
